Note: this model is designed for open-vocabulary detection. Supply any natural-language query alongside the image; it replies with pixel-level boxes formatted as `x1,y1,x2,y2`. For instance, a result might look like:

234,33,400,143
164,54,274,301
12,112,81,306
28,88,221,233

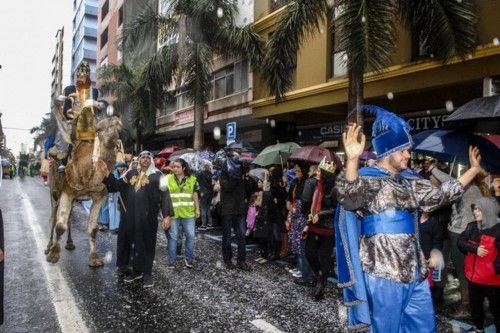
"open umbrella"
248,168,268,181
225,141,257,153
167,148,195,161
177,152,212,173
289,145,342,167
157,145,182,158
253,142,301,167
412,130,500,172
444,95,500,134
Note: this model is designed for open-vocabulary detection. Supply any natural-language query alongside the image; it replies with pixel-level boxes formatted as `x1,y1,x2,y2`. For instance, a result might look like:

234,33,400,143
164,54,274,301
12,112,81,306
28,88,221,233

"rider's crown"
76,61,91,77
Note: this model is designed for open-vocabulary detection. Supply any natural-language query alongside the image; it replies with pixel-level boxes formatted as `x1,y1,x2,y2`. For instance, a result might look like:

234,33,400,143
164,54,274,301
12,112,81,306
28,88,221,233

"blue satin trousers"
364,273,435,333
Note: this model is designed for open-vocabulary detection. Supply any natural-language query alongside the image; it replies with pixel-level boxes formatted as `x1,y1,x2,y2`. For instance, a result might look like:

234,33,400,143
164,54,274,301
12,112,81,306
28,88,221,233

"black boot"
313,280,327,301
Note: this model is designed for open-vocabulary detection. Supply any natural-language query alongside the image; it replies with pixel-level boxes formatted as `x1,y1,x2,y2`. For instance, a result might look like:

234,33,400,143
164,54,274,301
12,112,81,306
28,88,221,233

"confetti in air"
217,7,223,18
493,37,499,46
104,251,113,264
387,92,394,100
445,100,454,112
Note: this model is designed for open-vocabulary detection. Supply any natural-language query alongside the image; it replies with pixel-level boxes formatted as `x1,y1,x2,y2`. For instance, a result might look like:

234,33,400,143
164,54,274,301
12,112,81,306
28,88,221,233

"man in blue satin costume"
334,105,483,333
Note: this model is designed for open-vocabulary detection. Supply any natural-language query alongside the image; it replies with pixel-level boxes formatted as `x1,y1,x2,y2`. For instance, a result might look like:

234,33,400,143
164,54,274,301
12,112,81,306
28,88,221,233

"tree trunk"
347,66,364,128
193,103,204,150
135,120,141,155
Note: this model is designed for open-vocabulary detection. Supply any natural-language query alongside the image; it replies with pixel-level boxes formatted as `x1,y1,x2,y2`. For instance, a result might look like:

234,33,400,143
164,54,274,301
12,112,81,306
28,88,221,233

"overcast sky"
0,0,73,156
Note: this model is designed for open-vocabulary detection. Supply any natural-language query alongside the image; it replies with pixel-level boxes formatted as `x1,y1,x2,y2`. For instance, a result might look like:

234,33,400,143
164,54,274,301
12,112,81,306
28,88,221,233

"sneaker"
143,275,154,288
124,271,143,283
198,226,207,231
224,260,235,269
184,259,193,269
166,261,175,269
292,271,303,278
237,261,252,271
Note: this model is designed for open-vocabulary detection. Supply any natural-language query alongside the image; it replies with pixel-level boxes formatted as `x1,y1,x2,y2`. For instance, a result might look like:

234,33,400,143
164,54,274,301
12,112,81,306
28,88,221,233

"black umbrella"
444,95,500,134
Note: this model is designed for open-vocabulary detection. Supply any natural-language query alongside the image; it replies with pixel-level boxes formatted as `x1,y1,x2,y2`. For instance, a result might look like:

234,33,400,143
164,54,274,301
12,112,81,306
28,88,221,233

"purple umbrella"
360,151,377,161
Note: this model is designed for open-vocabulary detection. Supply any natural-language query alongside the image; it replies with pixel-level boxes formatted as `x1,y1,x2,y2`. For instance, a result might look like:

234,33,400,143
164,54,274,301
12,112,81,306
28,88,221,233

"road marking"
251,319,286,333
18,180,90,333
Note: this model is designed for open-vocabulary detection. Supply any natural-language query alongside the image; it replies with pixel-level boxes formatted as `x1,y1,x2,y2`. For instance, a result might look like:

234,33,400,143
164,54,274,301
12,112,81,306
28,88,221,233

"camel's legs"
65,210,75,250
45,196,57,255
88,194,107,267
46,191,74,263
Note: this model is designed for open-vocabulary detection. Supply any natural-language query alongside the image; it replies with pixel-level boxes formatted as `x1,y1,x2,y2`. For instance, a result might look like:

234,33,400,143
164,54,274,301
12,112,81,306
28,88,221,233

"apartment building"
50,27,65,112
71,0,98,83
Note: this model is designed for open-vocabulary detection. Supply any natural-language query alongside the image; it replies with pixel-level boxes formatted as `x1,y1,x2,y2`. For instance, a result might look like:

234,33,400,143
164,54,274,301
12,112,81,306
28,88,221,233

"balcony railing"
270,0,290,13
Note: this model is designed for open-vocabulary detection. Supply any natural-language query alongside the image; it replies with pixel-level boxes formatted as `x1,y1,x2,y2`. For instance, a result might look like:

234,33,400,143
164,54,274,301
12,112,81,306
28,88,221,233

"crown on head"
76,61,90,77
319,156,336,174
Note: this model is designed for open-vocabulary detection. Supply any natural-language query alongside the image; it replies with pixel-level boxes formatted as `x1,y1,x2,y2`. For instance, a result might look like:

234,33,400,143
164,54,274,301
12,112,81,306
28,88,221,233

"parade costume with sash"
335,106,464,332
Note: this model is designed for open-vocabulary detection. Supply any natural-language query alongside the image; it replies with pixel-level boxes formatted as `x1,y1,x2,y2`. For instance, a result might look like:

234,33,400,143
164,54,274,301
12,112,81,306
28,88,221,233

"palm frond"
140,43,179,107
213,24,265,66
121,4,178,53
335,0,399,73
262,0,328,100
399,0,477,61
184,42,213,106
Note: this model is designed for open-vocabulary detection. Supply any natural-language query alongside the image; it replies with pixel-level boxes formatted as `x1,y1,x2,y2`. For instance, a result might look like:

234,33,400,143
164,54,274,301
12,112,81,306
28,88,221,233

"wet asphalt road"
0,176,476,332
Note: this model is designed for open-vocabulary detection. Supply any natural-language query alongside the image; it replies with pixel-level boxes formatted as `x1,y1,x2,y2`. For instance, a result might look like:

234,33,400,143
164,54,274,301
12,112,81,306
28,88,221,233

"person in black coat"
219,151,250,271
418,211,444,307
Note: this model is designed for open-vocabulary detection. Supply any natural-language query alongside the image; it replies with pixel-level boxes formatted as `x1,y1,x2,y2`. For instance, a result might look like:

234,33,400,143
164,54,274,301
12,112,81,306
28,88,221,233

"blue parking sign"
226,122,236,141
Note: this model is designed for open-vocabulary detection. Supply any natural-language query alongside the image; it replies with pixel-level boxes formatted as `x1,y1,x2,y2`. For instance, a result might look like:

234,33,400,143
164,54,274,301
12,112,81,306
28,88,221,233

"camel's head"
96,116,122,150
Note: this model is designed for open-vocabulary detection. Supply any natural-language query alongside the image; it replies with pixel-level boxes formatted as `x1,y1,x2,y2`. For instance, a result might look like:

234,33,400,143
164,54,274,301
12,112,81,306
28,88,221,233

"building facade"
154,0,267,150
50,27,65,113
96,0,124,99
71,0,98,83
251,1,500,147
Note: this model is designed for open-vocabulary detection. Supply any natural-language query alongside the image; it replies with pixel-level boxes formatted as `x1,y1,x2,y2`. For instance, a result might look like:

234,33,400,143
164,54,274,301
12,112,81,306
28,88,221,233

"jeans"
221,214,246,262
166,218,196,262
200,197,213,227
297,253,313,282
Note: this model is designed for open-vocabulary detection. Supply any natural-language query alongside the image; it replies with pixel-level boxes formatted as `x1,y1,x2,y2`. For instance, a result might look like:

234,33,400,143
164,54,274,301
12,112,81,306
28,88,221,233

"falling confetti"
104,250,113,264
445,100,454,112
361,16,366,23
217,7,223,18
493,37,500,46
342,53,348,61
386,92,394,100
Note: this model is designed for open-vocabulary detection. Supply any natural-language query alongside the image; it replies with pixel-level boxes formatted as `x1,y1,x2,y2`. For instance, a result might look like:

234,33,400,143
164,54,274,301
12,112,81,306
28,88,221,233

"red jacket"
458,222,500,286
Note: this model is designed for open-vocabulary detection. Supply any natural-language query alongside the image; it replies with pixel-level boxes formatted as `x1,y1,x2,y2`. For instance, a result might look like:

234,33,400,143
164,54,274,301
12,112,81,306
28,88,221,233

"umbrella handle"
449,155,456,176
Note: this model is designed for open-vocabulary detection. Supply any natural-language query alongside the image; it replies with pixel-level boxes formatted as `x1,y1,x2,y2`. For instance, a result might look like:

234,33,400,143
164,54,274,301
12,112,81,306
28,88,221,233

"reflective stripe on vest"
166,174,197,218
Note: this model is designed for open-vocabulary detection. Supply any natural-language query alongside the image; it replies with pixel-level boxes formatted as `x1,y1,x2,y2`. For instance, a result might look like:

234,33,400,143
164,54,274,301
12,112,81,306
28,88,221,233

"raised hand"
342,123,366,161
468,146,481,169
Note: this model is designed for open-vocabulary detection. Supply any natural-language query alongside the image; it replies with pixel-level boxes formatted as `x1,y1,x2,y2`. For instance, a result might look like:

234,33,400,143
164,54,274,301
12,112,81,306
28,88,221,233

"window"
118,6,123,26
211,60,248,100
100,27,108,48
101,0,109,21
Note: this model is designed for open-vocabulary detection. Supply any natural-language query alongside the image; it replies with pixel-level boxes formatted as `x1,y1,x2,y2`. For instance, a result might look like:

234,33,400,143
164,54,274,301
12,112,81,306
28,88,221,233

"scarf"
311,180,324,215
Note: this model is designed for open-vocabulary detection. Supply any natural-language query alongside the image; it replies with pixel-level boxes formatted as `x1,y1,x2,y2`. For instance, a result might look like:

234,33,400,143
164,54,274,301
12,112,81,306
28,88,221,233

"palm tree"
98,63,159,152
123,0,264,149
262,0,477,124
31,112,57,150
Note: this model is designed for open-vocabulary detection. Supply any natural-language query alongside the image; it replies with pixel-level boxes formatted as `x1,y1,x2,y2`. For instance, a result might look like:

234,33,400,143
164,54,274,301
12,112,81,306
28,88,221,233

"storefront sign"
298,112,448,142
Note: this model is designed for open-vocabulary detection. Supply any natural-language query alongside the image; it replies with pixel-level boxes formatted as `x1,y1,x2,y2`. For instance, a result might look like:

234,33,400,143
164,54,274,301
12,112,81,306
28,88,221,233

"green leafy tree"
262,0,477,124
98,63,158,152
123,0,264,149
30,112,57,150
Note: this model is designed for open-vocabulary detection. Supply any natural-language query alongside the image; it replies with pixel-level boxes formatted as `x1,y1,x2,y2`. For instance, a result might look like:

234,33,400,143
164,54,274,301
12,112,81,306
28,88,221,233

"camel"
45,116,122,267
